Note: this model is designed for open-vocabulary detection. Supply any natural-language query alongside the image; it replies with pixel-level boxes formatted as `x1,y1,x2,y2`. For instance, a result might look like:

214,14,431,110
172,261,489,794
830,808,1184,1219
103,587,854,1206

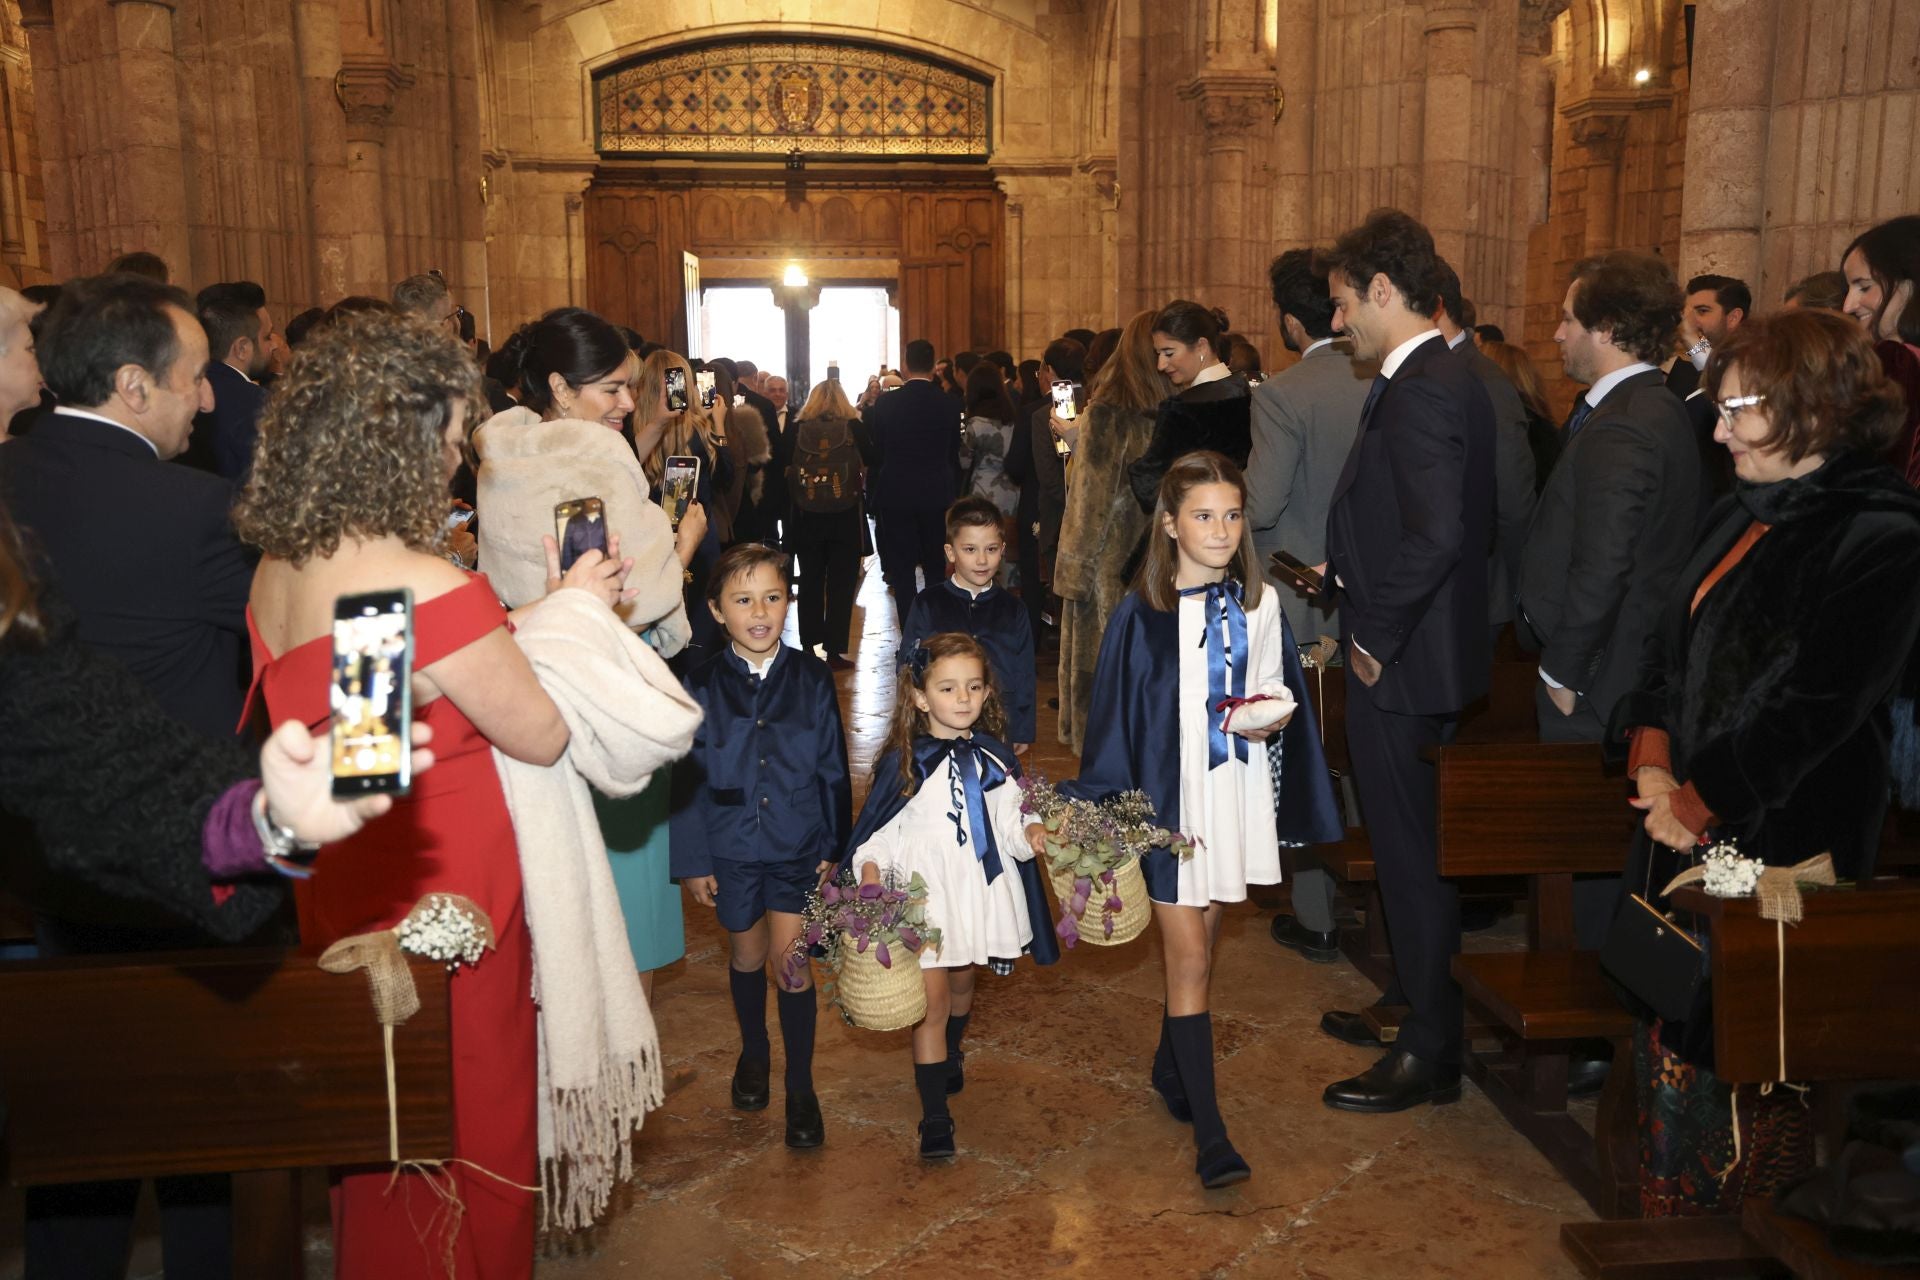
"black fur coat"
1126,377,1254,513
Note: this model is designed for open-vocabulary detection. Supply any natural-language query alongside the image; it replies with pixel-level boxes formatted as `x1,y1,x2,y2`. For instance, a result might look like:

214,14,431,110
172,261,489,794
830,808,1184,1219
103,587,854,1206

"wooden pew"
0,948,454,1277
1434,740,1641,1218
1559,879,1920,1279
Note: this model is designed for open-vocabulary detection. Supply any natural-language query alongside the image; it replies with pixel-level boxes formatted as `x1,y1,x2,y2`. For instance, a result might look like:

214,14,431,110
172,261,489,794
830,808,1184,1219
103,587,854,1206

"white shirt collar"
948,577,994,599
1583,361,1659,409
1380,329,1443,380
732,644,779,677
1189,362,1232,388
1446,330,1469,349
52,405,159,457
1302,336,1337,358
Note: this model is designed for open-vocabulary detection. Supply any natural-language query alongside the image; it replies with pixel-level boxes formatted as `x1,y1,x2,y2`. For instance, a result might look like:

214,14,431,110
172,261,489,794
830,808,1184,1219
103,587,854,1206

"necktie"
1178,580,1250,769
1359,373,1388,427
916,737,1007,883
1564,397,1594,438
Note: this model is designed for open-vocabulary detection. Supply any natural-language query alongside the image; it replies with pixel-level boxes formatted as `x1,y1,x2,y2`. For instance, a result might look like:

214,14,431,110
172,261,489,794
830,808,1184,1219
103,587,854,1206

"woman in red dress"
233,312,632,1279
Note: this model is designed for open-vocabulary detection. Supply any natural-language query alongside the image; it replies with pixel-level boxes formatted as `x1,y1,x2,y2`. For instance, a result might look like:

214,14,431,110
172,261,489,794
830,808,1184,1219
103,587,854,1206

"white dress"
1170,586,1291,907
850,751,1037,968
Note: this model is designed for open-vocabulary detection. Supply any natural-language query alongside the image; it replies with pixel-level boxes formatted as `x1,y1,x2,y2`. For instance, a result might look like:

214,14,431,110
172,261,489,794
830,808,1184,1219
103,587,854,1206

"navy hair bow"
907,644,933,681
912,735,1007,883
1178,579,1249,768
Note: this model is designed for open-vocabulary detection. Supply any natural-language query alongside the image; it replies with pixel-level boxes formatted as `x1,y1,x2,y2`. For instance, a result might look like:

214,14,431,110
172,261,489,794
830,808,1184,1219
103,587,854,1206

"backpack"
788,417,864,514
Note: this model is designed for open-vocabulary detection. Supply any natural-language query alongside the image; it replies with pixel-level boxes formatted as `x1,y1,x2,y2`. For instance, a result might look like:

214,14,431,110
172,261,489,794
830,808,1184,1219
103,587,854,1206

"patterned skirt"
1634,1019,1816,1216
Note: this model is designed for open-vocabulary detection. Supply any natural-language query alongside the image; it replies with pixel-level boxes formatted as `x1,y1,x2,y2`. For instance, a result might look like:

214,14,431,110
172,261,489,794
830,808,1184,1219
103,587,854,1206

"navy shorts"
711,855,821,932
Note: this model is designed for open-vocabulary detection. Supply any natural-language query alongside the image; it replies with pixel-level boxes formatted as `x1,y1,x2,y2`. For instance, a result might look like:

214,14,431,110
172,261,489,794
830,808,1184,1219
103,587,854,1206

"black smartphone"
661,456,701,528
330,589,414,797
665,367,688,413
1269,550,1325,595
553,496,609,574
695,369,717,409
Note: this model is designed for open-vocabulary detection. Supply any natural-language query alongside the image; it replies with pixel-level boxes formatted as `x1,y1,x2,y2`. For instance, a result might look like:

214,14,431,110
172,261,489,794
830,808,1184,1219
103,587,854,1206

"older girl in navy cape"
1065,450,1342,1188
836,632,1059,1160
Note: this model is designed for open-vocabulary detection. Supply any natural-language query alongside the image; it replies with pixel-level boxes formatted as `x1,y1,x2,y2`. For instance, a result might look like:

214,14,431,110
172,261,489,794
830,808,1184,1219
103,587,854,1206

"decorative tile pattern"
596,39,991,159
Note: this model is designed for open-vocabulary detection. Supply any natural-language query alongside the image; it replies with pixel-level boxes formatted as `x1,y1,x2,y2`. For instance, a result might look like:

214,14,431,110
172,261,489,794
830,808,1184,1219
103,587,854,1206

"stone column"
1270,2,1315,248
17,3,73,279
109,0,190,274
1179,71,1272,333
1567,111,1628,257
1421,4,1479,269
334,62,408,298
1679,0,1779,284
293,0,350,303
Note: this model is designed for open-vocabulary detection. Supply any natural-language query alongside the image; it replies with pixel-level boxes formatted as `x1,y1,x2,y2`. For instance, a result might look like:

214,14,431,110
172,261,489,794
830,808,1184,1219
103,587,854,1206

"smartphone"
1269,550,1325,595
445,507,476,530
827,361,840,383
695,369,717,410
553,495,609,574
330,589,414,797
665,366,688,413
662,456,701,529
1051,379,1081,423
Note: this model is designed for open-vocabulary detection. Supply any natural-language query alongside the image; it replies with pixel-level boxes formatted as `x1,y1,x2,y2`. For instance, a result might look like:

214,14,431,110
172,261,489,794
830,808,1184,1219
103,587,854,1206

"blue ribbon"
913,735,1007,883
1179,579,1249,769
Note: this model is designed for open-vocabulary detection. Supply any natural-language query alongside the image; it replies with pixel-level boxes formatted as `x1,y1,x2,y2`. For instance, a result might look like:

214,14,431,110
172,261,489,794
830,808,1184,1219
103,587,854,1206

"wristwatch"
252,788,321,879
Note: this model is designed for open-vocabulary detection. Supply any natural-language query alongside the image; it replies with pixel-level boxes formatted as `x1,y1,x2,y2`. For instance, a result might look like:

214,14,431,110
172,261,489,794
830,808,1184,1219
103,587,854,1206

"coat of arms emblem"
772,66,823,132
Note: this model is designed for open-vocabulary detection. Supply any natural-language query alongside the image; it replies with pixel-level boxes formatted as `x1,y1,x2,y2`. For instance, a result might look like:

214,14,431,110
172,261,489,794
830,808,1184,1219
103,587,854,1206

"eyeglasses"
1714,394,1766,426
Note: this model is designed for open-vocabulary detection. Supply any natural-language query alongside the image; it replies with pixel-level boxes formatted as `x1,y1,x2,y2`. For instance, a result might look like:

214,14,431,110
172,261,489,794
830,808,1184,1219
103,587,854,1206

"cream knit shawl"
492,587,702,1231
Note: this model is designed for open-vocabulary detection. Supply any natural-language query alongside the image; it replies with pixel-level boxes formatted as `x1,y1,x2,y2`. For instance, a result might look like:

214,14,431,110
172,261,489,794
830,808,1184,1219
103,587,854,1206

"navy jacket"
668,644,852,879
187,360,266,482
1325,332,1495,717
899,578,1036,744
861,379,961,512
1062,591,1342,846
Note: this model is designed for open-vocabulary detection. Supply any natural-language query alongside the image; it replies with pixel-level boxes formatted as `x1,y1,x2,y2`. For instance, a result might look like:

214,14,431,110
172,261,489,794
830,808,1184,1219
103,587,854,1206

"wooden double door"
584,165,1005,360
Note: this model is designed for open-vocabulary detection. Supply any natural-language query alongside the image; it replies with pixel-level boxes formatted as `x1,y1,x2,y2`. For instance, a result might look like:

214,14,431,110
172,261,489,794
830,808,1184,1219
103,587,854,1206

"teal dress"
595,771,685,972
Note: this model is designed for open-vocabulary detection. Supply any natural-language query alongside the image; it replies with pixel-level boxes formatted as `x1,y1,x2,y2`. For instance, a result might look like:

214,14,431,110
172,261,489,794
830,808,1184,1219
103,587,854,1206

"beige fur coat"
473,406,690,657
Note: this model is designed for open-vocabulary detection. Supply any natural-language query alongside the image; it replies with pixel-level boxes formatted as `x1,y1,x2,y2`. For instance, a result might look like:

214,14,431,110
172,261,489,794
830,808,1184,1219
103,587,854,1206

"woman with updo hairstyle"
1125,300,1254,514
1609,307,1920,1217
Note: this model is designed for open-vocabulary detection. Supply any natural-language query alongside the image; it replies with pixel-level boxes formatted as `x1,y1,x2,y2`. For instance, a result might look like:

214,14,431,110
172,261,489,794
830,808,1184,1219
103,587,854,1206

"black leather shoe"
918,1116,957,1160
1271,914,1340,963
946,1051,965,1096
1319,1009,1383,1049
1196,1139,1251,1189
1567,1051,1613,1098
1323,1049,1462,1113
730,1053,771,1112
784,1091,824,1148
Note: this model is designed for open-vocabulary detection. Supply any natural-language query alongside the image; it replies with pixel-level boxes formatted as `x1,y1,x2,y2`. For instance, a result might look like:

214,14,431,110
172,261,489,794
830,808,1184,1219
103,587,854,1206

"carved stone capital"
15,0,53,29
334,61,414,131
1518,0,1572,51
1568,112,1629,160
1179,71,1278,140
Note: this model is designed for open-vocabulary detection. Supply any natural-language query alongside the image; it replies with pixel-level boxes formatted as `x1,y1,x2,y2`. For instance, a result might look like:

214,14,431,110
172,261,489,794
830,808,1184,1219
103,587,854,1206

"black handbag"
1600,840,1707,1024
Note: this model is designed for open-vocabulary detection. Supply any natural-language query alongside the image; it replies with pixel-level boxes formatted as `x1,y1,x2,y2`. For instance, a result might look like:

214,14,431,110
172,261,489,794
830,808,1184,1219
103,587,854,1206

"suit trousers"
1343,664,1462,1064
1533,681,1624,949
874,502,947,618
789,511,863,656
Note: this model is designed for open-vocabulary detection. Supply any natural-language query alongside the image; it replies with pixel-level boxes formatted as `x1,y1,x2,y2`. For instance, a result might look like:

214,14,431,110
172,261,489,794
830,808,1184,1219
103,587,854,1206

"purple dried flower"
858,882,884,901
1103,913,1116,939
875,940,892,968
1105,895,1123,914
898,926,921,950
856,932,870,953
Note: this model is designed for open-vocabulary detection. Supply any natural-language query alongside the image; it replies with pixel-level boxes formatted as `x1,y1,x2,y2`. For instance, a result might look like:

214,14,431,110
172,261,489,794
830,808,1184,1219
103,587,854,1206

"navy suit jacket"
668,645,852,879
0,411,253,741
899,578,1036,744
190,360,266,482
861,379,961,512
1325,333,1495,717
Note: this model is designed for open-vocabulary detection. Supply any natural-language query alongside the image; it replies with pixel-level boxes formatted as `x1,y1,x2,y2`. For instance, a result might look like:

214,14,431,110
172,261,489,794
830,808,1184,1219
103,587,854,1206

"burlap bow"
1661,852,1837,923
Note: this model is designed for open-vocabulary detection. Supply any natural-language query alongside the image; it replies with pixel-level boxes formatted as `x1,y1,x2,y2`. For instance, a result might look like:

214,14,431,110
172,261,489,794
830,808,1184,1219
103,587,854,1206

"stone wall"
0,1,49,287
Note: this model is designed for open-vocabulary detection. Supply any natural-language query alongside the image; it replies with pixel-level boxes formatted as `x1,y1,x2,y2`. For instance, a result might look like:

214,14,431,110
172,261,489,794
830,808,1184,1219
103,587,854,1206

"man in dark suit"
1319,209,1495,1112
863,337,962,616
1520,251,1702,939
182,281,274,481
0,271,250,1278
1020,337,1085,644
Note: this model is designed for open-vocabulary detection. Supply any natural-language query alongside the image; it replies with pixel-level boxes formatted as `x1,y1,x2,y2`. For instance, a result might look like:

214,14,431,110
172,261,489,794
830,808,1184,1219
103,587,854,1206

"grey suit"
1245,338,1375,645
1454,339,1537,628
1517,368,1703,731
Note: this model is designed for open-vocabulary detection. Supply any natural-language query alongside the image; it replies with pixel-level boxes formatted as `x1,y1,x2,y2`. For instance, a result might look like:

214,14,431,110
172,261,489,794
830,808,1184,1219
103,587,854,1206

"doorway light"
1633,67,1652,84
783,263,809,287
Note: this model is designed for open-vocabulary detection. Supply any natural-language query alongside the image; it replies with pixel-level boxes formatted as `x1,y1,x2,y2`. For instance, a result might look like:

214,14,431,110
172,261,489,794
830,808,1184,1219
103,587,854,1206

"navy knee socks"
729,965,770,1060
776,986,817,1094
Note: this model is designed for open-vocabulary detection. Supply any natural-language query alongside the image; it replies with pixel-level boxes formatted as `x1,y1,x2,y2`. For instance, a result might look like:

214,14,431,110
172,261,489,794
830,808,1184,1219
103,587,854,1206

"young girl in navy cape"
839,631,1059,1160
1066,450,1342,1188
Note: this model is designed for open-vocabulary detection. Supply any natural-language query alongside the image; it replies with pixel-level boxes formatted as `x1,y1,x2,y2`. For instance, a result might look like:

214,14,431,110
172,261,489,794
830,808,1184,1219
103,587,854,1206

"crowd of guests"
0,206,1916,1274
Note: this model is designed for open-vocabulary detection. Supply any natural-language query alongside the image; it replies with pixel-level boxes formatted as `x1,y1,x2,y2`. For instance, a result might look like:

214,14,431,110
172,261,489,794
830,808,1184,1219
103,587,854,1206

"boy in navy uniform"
670,544,852,1148
899,496,1037,752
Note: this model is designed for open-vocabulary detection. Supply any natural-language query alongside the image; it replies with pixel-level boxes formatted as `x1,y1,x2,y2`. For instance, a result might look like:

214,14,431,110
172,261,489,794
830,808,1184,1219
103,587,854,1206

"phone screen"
553,496,609,574
695,370,717,409
1051,379,1080,423
1269,550,1325,594
662,456,701,529
665,367,688,413
330,590,414,797
446,507,475,530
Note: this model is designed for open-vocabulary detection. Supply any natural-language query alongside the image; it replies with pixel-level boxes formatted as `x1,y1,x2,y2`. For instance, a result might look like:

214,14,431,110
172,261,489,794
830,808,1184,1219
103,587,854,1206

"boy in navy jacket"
670,543,852,1148
899,496,1037,750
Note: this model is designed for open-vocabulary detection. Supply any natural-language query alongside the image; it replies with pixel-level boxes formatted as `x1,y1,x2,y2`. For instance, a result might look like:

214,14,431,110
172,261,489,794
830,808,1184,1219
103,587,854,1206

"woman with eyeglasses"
1608,309,1920,1216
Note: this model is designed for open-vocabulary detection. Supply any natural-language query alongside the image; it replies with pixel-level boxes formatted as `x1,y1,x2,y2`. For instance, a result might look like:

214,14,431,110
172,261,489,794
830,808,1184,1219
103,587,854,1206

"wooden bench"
1560,879,1920,1278
1433,740,1640,1217
0,947,455,1277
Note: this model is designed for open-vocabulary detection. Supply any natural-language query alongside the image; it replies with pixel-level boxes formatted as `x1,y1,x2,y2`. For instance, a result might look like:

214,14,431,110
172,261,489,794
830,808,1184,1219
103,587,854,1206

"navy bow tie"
913,736,1008,883
1178,579,1250,768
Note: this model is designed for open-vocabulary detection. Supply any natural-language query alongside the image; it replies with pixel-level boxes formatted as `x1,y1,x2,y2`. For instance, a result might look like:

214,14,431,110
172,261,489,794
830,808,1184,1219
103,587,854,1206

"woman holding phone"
632,348,728,660
236,311,633,1280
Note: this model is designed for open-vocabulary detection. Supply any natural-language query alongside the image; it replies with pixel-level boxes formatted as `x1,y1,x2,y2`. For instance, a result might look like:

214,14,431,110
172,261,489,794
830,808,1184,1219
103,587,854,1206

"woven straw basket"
833,943,927,1031
1049,854,1151,946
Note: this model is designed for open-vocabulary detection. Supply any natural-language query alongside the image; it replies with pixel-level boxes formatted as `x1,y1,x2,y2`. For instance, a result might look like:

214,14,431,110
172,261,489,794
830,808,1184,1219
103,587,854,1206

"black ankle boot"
912,1061,956,1159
